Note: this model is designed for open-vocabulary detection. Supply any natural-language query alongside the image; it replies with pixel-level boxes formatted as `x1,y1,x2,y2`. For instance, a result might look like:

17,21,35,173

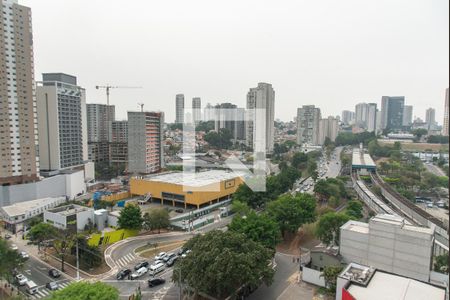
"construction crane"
95,85,142,106
138,103,144,112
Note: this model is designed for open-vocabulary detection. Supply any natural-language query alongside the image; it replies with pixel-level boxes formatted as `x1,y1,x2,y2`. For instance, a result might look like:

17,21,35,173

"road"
424,163,446,177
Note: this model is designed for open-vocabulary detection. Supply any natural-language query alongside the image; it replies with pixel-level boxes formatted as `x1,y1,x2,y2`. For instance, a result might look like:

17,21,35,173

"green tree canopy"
321,265,344,292
228,211,281,250
146,207,170,233
315,212,351,246
266,193,316,236
28,222,57,251
230,200,250,216
173,230,274,299
117,204,143,230
345,200,363,220
49,281,119,300
0,239,25,281
204,128,233,149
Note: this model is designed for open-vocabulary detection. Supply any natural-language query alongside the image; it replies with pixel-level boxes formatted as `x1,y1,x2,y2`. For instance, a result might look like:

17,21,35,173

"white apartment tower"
0,0,40,185
192,97,201,124
366,103,377,133
36,73,88,171
246,83,275,153
128,111,164,174
443,88,449,136
402,105,413,127
425,107,436,130
318,116,339,145
175,94,184,124
296,105,321,145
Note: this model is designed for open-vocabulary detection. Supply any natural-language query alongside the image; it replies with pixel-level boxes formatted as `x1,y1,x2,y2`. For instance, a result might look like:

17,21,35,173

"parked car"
148,278,166,287
25,280,38,295
155,252,167,260
20,251,29,259
46,282,59,291
175,209,184,213
16,274,28,286
116,269,131,280
166,256,178,267
11,244,18,251
4,234,11,239
134,261,149,271
177,248,186,256
48,268,61,278
181,250,191,258
131,267,148,280
162,253,176,263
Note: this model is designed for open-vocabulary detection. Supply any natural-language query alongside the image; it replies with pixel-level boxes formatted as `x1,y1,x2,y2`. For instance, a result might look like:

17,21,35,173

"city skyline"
23,0,449,123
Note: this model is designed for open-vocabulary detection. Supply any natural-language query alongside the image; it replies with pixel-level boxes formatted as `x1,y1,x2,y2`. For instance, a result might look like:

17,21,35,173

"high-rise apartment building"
402,105,413,127
36,73,87,171
214,103,246,142
192,97,201,124
341,110,355,126
0,0,39,185
443,88,449,136
109,120,128,164
296,105,321,145
425,108,436,130
128,111,164,174
355,103,369,128
318,116,339,145
203,103,215,122
366,103,377,133
246,83,275,153
175,94,184,124
380,96,405,131
86,104,115,162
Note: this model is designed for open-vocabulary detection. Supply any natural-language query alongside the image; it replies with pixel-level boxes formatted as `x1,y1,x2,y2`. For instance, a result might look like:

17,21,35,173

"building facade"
192,97,201,124
175,94,184,124
318,116,339,145
296,105,321,145
380,96,405,131
86,103,115,162
425,107,436,130
246,83,275,153
355,103,369,128
36,73,87,171
341,110,355,126
109,120,128,164
128,111,164,174
0,0,40,185
402,105,413,127
443,88,449,136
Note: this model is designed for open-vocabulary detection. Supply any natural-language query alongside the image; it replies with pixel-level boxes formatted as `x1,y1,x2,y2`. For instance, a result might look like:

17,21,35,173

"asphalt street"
424,162,446,177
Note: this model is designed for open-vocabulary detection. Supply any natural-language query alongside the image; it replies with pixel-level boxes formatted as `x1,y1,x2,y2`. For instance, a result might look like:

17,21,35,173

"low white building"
0,197,66,233
44,204,94,232
339,214,435,282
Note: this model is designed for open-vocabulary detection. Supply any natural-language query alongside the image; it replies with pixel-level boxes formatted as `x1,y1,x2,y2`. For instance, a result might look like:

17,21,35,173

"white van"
26,280,38,295
131,267,148,279
149,262,165,276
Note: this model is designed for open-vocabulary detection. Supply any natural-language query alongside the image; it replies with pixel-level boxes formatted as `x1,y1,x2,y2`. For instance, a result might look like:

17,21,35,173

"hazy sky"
23,0,449,123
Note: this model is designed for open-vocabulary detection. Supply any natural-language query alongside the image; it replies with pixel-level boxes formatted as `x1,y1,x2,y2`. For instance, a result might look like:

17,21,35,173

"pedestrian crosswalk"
30,281,72,299
149,286,171,300
116,253,136,268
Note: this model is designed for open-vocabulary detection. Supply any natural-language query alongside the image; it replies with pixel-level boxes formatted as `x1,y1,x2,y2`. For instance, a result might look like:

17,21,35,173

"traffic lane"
247,253,299,300
425,163,446,177
20,255,70,287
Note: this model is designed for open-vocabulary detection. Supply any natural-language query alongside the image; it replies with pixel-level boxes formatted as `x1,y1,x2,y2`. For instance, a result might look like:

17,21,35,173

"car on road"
181,250,191,258
155,252,167,260
131,267,148,279
48,268,61,278
166,256,178,267
148,278,166,287
11,244,18,250
149,262,165,276
20,251,29,259
25,280,38,295
134,261,149,271
116,269,132,280
46,281,59,291
16,274,28,286
177,248,186,256
162,253,176,263
4,234,11,239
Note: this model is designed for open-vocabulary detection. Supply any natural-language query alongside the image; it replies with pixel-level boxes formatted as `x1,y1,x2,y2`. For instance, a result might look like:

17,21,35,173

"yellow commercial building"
130,170,245,209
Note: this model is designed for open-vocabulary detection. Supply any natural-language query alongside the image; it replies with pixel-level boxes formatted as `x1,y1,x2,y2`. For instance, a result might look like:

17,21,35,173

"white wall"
65,171,85,199
44,211,67,230
76,209,94,231
302,267,326,287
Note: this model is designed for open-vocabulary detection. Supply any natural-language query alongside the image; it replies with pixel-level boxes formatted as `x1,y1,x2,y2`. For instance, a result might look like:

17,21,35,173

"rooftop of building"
1,197,65,217
47,204,92,216
341,220,370,234
137,170,245,187
343,263,446,300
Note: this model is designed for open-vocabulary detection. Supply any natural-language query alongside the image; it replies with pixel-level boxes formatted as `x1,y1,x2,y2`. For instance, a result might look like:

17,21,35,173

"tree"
0,239,25,281
230,200,250,216
412,128,428,139
228,211,281,250
321,265,344,292
345,200,363,220
172,231,274,299
434,254,449,274
117,204,143,230
315,212,351,246
53,229,77,272
49,281,119,300
266,194,316,237
74,236,103,269
147,207,170,233
204,128,233,149
292,152,308,169
28,222,57,251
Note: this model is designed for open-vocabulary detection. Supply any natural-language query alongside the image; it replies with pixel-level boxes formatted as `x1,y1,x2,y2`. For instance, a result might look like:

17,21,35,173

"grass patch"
137,241,186,259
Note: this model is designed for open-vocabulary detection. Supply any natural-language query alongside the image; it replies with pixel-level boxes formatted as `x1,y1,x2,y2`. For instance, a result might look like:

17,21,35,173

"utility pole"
76,238,80,281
